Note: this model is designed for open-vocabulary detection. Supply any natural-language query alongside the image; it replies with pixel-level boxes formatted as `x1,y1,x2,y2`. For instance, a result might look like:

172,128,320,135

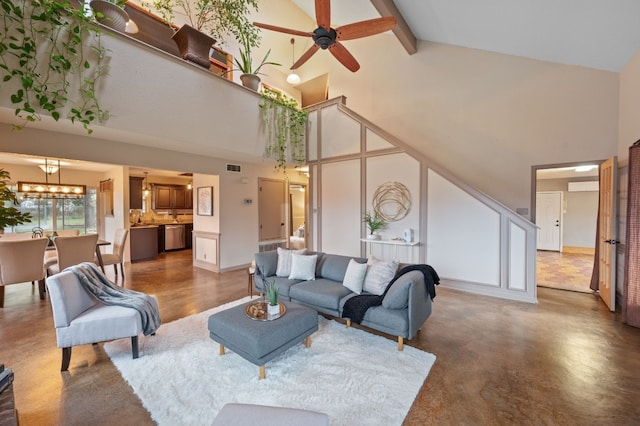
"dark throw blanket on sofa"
69,262,162,335
342,264,440,325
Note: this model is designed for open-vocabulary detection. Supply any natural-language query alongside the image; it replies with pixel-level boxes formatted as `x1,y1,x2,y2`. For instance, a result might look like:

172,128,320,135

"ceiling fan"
253,0,397,72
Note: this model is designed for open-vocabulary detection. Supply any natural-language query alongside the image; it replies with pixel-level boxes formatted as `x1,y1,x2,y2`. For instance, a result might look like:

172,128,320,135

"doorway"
532,162,600,293
288,183,307,249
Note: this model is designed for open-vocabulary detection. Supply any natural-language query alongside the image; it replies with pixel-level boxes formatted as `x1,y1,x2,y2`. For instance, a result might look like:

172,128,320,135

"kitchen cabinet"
130,226,159,262
129,177,143,209
153,185,193,210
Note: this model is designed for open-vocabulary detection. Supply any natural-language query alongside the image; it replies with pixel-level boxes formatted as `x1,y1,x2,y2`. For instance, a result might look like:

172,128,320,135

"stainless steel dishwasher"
164,224,186,251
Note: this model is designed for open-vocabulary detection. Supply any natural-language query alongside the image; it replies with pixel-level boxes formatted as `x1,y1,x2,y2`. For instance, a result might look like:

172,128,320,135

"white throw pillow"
363,257,399,295
342,259,368,294
276,247,306,277
288,254,318,280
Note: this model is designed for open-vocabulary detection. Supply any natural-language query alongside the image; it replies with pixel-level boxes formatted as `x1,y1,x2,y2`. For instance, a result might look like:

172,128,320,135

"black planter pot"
171,25,216,69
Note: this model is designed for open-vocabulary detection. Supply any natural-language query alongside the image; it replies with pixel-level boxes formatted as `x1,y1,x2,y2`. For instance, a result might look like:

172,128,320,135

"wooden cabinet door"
173,187,187,209
154,186,172,209
185,188,193,209
129,177,143,209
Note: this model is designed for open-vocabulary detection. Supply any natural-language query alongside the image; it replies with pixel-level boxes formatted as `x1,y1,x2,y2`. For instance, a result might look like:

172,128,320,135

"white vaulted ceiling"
290,0,640,72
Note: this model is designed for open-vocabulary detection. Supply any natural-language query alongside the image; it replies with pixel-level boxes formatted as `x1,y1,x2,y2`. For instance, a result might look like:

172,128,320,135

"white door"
598,157,617,311
258,179,286,241
536,191,562,251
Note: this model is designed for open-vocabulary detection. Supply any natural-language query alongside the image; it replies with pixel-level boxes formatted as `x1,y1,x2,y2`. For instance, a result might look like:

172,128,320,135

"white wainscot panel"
321,104,360,158
366,128,394,151
307,110,318,162
321,160,361,256
194,232,219,272
427,170,500,286
508,221,527,291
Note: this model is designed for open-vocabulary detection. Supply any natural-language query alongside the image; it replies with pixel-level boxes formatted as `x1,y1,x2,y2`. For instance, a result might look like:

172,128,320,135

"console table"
361,239,420,263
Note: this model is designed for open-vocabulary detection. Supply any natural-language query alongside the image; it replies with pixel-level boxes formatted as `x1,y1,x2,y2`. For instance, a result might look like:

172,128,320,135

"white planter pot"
267,303,280,316
366,234,379,240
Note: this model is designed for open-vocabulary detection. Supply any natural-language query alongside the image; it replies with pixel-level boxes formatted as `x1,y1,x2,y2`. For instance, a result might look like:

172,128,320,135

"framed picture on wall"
197,186,213,216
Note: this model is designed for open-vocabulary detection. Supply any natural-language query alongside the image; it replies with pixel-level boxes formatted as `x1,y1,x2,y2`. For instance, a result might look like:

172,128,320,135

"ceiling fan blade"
292,44,320,69
328,42,360,72
335,16,397,41
315,0,331,29
253,22,313,38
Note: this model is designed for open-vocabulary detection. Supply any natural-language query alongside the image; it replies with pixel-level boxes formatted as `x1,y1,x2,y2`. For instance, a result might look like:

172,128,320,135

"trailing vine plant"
259,87,308,173
0,0,109,133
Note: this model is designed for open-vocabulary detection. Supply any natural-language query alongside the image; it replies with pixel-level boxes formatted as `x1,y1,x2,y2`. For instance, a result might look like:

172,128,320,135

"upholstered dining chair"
47,234,99,276
100,228,129,277
0,238,49,307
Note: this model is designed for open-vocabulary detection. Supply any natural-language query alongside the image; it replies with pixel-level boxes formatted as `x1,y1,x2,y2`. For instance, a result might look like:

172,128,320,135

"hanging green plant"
0,0,109,133
259,87,308,173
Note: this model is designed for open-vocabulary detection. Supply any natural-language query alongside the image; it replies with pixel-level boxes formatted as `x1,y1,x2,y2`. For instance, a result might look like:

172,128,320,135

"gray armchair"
46,269,152,371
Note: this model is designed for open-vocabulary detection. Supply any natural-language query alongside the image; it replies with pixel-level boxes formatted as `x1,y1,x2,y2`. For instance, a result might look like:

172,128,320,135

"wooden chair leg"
346,319,351,328
61,347,71,371
38,278,46,300
259,365,266,380
0,286,4,308
131,336,139,359
119,263,125,277
113,265,118,275
397,336,404,351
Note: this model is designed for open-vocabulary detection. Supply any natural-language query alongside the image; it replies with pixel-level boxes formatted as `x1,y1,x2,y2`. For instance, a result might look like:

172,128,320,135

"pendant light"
286,38,301,85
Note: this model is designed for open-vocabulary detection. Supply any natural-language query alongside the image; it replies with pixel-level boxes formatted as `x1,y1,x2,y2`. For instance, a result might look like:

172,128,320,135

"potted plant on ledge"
147,0,262,71
363,211,385,240
232,37,279,90
89,0,130,33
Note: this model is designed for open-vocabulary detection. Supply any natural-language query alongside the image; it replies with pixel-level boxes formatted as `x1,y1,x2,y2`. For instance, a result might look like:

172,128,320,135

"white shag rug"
104,297,436,426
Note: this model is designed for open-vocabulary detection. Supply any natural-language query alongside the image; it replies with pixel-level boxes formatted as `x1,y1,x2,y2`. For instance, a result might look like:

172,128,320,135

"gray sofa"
253,250,434,351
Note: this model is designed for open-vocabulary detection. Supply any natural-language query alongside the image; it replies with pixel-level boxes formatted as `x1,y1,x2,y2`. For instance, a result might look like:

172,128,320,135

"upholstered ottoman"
207,300,318,379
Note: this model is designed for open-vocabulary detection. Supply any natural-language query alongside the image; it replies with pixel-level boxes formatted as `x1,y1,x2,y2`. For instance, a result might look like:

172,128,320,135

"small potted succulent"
362,211,385,240
264,280,280,316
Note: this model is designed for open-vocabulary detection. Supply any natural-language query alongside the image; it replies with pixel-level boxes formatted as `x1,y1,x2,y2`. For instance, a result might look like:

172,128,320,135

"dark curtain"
623,140,640,327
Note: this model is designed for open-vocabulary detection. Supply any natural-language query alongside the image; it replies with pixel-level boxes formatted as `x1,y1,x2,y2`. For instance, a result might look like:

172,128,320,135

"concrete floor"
1,250,639,425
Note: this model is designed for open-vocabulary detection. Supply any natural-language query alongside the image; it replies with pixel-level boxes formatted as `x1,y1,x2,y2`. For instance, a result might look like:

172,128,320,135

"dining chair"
0,238,49,307
43,229,81,271
47,234,99,276
100,228,129,277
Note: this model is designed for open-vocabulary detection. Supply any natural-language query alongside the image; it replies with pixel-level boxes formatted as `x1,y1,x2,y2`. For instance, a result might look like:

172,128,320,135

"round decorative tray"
245,301,286,321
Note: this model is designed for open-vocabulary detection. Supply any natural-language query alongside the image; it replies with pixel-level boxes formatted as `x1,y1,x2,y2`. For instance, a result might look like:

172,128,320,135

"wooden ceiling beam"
370,0,417,55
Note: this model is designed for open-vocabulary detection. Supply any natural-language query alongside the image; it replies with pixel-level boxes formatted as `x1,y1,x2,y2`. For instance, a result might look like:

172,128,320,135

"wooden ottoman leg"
219,344,225,355
346,319,351,327
259,365,265,380
305,336,311,348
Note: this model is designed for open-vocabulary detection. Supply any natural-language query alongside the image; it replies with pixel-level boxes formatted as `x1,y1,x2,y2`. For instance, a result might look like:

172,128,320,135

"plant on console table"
260,88,307,174
0,0,109,134
264,280,280,317
363,211,385,240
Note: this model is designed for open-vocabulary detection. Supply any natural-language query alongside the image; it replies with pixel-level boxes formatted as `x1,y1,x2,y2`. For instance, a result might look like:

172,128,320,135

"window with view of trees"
6,188,97,234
